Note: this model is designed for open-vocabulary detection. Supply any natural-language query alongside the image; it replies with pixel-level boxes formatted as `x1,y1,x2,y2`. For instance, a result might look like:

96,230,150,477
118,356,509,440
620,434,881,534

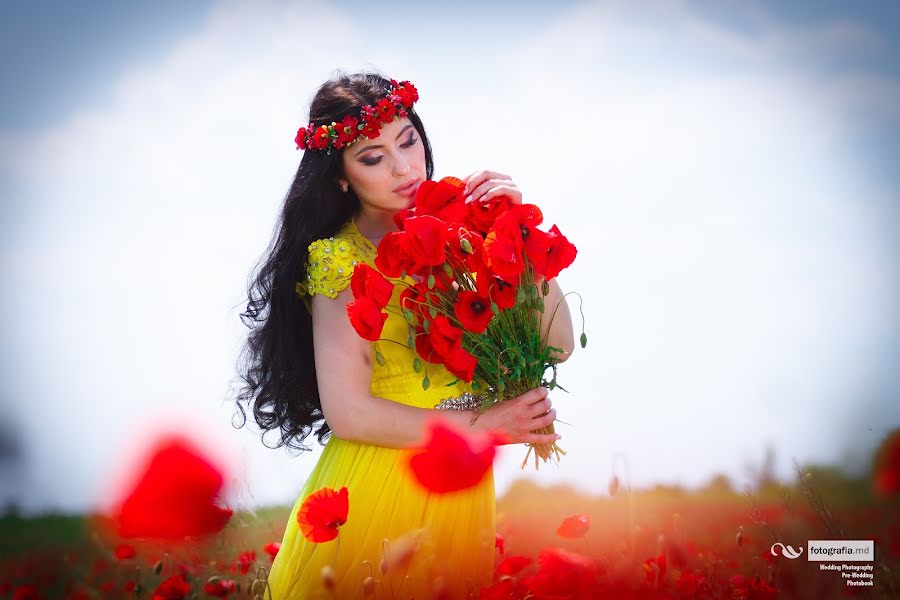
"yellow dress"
267,216,496,600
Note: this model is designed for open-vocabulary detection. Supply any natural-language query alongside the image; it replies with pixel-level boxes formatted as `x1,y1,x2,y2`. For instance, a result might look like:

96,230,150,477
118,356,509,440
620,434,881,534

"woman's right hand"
472,386,560,446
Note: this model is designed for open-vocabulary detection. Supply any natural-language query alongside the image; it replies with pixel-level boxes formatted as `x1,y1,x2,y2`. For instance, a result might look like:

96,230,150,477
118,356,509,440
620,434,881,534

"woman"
234,71,575,599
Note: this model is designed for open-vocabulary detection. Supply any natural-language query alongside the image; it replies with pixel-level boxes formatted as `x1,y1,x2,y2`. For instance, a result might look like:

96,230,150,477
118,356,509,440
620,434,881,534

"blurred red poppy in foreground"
873,427,900,498
407,419,506,493
297,486,349,543
557,514,590,539
113,434,233,540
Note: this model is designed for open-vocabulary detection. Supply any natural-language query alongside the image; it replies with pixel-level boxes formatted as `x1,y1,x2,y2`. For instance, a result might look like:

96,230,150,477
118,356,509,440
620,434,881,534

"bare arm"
536,277,575,363
312,286,478,449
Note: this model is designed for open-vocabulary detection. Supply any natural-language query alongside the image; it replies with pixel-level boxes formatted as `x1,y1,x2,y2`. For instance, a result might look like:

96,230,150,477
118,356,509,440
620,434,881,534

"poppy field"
0,428,898,600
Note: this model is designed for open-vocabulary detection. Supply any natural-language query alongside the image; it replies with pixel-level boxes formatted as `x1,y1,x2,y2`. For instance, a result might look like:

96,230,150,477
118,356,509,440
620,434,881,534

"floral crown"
294,79,419,155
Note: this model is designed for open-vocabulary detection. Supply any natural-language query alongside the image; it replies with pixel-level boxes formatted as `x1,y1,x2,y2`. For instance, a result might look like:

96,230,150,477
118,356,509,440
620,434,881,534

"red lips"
394,178,419,193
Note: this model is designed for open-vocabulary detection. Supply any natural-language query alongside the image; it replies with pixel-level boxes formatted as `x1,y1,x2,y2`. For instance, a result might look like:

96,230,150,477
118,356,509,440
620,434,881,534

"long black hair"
231,70,435,454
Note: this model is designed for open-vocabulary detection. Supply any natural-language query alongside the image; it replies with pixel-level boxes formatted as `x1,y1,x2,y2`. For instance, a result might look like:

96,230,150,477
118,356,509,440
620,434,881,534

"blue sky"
1,0,898,515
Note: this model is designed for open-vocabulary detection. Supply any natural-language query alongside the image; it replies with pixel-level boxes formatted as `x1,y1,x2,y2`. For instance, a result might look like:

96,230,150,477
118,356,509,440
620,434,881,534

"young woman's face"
340,117,426,212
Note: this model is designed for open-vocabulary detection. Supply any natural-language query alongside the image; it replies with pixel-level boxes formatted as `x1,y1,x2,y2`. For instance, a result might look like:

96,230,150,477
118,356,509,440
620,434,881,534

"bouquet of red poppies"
346,176,584,469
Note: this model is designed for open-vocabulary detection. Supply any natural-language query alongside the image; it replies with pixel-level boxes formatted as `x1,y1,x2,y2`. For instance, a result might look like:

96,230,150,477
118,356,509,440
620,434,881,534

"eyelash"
361,136,418,166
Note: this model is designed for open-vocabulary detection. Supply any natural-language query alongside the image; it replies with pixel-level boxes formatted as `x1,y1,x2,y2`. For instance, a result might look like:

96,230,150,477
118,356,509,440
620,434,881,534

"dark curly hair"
230,70,435,454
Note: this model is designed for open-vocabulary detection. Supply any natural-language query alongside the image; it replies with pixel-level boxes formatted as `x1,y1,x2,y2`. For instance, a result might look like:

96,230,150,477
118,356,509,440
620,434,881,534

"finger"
529,398,552,417
524,432,561,446
462,170,487,196
533,408,557,428
522,387,549,406
480,185,522,204
462,171,507,197
466,178,505,202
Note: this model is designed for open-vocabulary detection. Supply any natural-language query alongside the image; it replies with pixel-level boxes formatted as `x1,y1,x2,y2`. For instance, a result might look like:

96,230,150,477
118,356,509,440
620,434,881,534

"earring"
340,183,349,193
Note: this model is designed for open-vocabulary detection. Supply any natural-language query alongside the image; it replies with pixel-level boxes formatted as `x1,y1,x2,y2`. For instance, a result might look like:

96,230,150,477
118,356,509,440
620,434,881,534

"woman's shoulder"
296,218,375,300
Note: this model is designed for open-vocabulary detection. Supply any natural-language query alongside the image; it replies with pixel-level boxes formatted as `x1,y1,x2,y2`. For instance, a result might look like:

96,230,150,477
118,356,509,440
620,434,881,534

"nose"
392,155,410,178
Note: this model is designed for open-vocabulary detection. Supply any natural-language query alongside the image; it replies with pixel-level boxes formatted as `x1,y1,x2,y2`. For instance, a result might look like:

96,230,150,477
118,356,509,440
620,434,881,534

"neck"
353,206,399,247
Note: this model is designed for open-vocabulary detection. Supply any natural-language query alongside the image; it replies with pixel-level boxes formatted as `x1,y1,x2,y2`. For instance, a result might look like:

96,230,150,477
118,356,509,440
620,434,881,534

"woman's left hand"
461,170,523,205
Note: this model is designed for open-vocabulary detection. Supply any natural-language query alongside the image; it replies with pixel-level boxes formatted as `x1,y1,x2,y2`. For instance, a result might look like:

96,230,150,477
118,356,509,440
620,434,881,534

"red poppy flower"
476,266,517,310
533,224,577,280
413,326,443,364
404,215,450,267
232,550,256,575
334,115,358,147
350,263,394,308
203,579,236,597
310,125,330,151
297,486,349,543
557,514,590,539
346,296,388,342
391,79,419,108
114,435,233,541
360,118,382,141
263,542,281,561
521,547,597,598
392,208,415,231
454,291,494,334
407,420,502,493
446,223,484,272
152,574,191,600
414,177,468,223
482,227,524,285
466,195,511,235
873,429,900,497
498,555,532,576
114,544,136,560
443,346,477,382
375,231,416,278
492,204,551,269
375,98,397,122
428,315,463,357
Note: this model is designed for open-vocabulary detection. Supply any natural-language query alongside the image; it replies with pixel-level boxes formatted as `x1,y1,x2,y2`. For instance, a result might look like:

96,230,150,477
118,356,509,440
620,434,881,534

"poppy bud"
380,558,389,575
460,238,473,254
321,565,335,589
608,475,620,496
153,560,163,575
363,576,375,595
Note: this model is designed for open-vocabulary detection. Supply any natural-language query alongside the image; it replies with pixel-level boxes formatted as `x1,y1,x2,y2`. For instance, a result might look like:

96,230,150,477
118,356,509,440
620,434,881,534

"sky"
0,0,898,515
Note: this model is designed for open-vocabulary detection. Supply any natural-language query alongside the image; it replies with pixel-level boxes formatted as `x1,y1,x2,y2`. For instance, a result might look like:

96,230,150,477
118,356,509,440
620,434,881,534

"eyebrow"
354,124,415,157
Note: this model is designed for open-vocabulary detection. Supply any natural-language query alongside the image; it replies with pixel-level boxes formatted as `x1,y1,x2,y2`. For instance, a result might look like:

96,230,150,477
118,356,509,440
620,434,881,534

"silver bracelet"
434,391,485,411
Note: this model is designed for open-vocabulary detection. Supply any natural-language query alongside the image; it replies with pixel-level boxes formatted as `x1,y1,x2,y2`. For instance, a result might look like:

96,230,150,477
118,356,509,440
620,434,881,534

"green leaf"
375,350,385,366
444,378,460,387
422,376,430,391
580,332,588,348
542,279,550,296
413,358,422,373
428,273,435,289
442,263,453,278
